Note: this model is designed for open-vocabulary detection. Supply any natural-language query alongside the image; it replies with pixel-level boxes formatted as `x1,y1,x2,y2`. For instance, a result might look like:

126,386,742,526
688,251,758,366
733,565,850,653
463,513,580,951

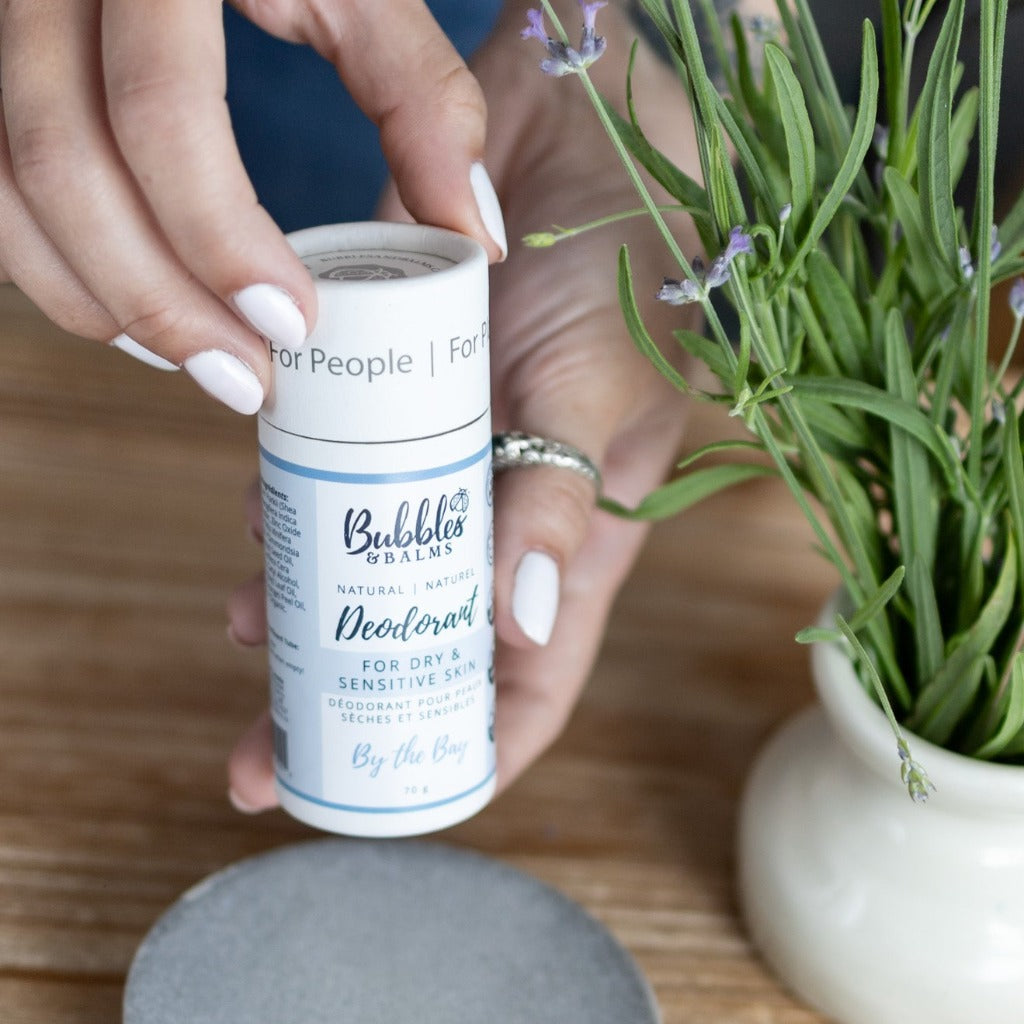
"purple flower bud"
779,203,792,224
1010,278,1024,319
522,0,607,75
991,224,1002,262
704,256,731,290
579,1,607,59
540,40,579,77
582,1,607,30
656,278,702,305
724,226,754,261
521,9,548,42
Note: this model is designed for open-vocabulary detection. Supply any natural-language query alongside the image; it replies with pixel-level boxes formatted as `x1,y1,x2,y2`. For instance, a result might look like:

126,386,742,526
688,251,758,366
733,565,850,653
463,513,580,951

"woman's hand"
226,0,705,808
0,0,505,410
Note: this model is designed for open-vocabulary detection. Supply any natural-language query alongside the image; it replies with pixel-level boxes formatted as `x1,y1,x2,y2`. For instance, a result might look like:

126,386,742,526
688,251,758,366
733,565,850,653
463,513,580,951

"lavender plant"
523,0,1024,792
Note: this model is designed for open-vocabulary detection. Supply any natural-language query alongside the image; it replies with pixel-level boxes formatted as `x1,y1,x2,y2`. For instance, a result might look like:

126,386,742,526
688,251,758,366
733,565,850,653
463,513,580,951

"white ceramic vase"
738,597,1024,1024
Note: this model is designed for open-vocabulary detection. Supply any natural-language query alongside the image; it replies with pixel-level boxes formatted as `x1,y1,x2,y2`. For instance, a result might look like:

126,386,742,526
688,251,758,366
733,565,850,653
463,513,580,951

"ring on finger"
491,431,602,493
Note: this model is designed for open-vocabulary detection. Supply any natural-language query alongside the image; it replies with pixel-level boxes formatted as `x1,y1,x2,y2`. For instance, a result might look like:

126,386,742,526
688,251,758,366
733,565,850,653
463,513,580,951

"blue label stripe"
276,768,496,815
260,442,491,484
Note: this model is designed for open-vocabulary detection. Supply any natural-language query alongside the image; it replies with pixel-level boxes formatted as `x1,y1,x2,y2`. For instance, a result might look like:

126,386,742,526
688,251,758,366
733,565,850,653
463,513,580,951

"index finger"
237,0,506,261
101,0,316,350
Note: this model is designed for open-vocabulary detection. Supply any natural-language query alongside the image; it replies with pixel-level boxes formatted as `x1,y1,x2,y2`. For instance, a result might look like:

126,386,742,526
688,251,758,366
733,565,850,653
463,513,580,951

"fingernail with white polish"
110,332,179,372
232,283,307,351
470,162,508,260
228,788,266,815
184,350,264,415
512,551,560,646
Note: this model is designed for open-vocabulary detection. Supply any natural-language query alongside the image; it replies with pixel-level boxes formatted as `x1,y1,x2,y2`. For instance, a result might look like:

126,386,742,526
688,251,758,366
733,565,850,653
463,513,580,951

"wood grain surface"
0,283,837,1022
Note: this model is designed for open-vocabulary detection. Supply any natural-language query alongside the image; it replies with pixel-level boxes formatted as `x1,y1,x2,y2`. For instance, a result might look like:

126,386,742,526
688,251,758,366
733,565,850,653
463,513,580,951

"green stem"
542,2,693,273
729,276,911,705
992,318,1024,401
548,0,909,704
966,0,1005,486
525,205,691,247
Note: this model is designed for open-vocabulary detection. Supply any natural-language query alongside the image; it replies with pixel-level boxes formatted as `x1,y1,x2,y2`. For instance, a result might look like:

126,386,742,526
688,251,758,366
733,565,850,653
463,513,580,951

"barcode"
272,721,289,771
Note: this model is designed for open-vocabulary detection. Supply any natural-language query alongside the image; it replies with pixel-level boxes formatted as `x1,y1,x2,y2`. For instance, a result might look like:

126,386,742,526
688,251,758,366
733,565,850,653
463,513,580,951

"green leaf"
845,565,906,634
764,44,816,227
790,289,841,376
731,13,770,129
883,167,956,296
676,440,767,470
916,0,965,276
972,655,1024,759
607,44,711,217
662,0,746,228
795,626,840,645
600,463,775,521
797,395,865,450
948,85,979,192
805,251,867,378
1004,400,1024,591
909,534,1018,745
929,293,973,427
907,555,945,686
774,22,878,291
695,0,739,97
718,96,782,214
789,376,958,483
885,309,938,573
674,328,735,384
617,246,698,396
778,0,854,168
996,186,1024,258
833,460,884,578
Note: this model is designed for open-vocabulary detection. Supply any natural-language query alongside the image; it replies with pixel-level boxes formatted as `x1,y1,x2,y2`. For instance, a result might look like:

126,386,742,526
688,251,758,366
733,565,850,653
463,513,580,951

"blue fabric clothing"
223,2,504,232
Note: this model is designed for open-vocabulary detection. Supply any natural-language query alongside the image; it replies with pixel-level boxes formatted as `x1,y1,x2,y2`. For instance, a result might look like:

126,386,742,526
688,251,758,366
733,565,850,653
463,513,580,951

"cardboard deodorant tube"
258,222,496,836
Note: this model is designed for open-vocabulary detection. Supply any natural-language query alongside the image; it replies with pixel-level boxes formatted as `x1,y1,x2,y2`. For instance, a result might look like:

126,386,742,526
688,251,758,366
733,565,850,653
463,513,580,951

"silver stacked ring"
491,431,602,492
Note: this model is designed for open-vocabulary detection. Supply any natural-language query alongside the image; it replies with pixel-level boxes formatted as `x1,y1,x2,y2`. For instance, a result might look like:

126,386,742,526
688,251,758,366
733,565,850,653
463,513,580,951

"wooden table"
0,282,836,1022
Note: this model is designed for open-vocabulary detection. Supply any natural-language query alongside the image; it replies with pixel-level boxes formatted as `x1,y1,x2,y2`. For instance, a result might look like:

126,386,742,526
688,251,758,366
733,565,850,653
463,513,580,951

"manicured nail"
228,788,267,815
226,623,249,648
184,350,264,415
232,283,307,351
110,332,179,372
470,162,508,260
512,551,560,646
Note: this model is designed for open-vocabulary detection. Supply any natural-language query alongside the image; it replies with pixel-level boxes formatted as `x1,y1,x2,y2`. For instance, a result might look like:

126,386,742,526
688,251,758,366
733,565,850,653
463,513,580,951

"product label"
259,442,496,817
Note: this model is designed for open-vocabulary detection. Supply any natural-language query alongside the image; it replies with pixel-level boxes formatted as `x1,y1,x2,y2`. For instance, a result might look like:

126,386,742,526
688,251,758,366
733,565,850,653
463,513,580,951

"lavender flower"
656,277,702,305
521,2,607,77
959,245,974,281
779,203,793,225
657,226,754,305
521,8,547,42
957,229,1000,280
747,14,781,44
898,738,935,804
1011,277,1024,320
704,258,732,290
723,225,754,260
